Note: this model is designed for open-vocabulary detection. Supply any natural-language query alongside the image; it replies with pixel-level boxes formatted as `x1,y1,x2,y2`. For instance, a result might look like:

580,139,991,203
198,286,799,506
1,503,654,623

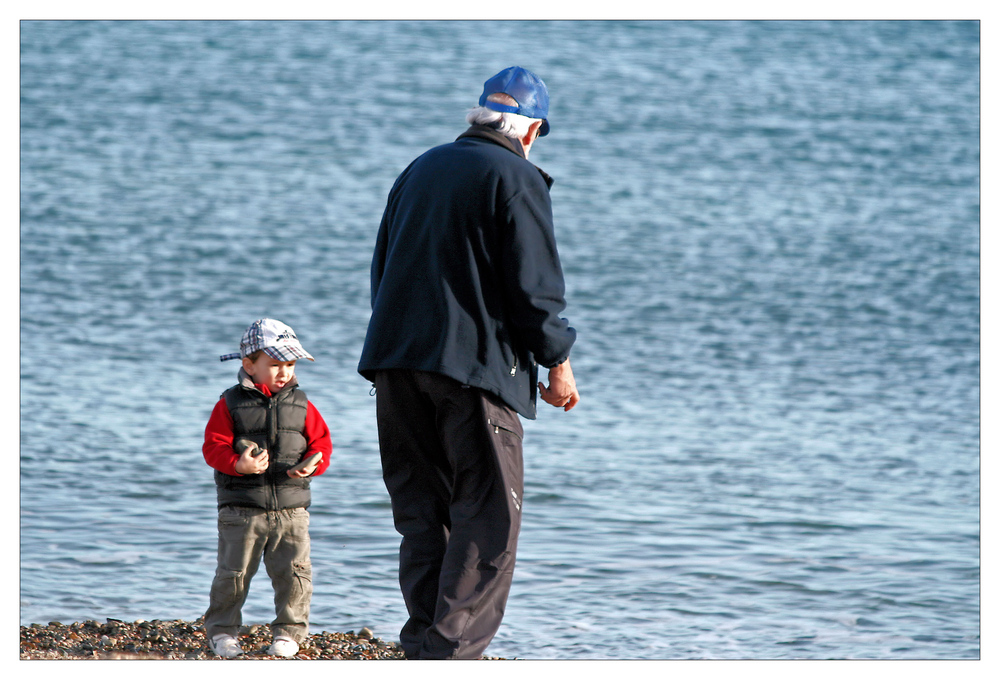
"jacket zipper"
497,317,517,377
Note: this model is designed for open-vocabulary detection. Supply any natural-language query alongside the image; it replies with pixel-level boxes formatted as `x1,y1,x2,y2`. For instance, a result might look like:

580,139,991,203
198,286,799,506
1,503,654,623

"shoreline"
19,618,406,660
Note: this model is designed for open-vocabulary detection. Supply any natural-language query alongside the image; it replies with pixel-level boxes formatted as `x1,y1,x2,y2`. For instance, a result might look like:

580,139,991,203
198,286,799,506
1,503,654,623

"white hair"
466,92,539,140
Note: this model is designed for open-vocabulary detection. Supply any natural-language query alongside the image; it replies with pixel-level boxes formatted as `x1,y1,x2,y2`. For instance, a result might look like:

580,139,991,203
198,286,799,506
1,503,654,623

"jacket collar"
237,367,298,396
457,125,554,188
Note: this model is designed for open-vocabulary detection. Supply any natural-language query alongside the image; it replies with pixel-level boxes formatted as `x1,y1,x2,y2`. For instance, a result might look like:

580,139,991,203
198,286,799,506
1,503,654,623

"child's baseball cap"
220,318,315,362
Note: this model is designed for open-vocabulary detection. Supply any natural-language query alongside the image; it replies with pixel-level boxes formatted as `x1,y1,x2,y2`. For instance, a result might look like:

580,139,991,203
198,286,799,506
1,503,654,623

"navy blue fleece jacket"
358,125,577,418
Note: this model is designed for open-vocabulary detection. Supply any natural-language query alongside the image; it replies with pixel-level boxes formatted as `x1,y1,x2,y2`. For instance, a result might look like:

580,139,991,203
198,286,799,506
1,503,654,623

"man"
358,66,579,659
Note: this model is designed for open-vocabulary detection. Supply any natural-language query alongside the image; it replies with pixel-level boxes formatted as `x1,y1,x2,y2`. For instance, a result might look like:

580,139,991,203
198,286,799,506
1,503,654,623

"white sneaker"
211,633,244,658
268,635,299,657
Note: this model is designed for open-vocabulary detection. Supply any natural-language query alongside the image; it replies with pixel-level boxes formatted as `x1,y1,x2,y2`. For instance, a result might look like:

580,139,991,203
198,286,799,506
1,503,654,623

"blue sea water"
19,20,979,659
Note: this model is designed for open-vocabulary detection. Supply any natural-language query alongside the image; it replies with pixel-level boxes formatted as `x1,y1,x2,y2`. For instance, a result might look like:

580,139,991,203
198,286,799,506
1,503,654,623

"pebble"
19,618,413,660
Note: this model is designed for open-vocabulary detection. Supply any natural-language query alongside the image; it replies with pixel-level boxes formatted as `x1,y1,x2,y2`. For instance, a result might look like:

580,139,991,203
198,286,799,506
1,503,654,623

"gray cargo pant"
204,506,312,643
375,370,525,659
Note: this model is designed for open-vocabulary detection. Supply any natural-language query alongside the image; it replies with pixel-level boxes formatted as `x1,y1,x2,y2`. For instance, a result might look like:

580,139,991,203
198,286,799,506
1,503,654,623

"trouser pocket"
209,568,244,608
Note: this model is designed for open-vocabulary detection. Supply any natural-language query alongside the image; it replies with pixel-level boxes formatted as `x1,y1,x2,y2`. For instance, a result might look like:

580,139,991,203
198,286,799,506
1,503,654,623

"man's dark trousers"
374,369,525,659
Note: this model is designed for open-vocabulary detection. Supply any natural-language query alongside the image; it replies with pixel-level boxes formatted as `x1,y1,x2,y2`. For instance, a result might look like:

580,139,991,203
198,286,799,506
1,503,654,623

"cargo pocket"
292,560,312,585
485,392,523,442
209,569,244,609
487,417,522,440
483,400,524,521
287,561,313,619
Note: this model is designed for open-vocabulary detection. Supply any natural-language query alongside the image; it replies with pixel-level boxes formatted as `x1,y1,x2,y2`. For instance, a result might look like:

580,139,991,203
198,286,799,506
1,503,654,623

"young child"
202,318,332,658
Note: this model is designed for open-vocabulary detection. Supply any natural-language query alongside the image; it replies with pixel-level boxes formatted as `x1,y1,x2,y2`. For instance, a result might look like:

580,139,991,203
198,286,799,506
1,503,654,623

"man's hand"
235,446,269,475
538,359,580,411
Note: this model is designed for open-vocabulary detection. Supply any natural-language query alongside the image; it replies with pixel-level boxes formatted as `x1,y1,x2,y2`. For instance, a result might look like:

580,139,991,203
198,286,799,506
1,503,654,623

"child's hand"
287,463,317,478
235,447,269,475
287,451,322,478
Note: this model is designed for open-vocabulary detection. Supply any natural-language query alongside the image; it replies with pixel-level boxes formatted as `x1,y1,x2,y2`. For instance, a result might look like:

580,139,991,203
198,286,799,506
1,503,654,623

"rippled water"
20,21,979,659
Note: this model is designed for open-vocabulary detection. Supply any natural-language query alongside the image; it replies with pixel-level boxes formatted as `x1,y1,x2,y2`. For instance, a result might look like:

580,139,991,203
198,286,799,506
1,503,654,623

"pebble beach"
19,618,408,660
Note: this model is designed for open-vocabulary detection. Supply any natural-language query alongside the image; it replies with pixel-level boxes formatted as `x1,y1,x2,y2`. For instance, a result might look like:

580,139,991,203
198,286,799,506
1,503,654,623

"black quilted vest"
214,371,311,510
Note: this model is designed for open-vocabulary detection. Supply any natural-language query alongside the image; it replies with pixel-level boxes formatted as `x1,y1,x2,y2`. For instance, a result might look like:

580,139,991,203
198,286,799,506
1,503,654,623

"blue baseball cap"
479,66,550,137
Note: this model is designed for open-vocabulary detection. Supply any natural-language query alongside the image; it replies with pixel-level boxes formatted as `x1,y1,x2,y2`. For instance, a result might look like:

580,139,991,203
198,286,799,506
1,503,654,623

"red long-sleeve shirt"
203,382,333,477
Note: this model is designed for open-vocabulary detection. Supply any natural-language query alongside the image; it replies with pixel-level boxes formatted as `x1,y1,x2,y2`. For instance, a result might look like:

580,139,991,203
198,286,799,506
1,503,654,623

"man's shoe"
210,633,244,658
268,635,299,657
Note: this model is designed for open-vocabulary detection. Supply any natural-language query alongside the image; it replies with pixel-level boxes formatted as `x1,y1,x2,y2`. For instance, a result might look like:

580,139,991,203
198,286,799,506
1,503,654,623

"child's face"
242,353,297,393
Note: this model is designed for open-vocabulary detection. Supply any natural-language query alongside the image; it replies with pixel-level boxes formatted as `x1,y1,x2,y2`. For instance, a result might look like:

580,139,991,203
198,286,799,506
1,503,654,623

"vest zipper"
267,397,278,511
